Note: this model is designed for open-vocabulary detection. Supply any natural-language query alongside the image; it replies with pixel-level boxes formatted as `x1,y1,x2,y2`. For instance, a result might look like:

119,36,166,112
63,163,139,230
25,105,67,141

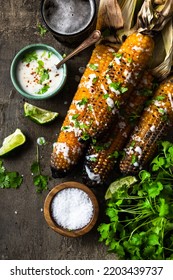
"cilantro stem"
128,217,153,239
36,144,41,175
31,141,49,193
159,166,173,178
163,247,173,252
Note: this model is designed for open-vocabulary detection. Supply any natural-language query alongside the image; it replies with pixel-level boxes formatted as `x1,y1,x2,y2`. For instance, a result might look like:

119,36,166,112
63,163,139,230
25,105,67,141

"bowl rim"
10,43,67,100
40,0,96,37
44,181,99,237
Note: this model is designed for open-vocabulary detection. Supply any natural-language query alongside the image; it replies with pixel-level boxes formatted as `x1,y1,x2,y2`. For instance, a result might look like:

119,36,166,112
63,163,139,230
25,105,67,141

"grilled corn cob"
78,32,154,141
51,44,117,177
82,71,154,186
120,75,173,174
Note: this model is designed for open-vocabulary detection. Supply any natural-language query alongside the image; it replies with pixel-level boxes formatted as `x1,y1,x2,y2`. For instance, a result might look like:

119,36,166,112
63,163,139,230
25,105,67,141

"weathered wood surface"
0,0,116,260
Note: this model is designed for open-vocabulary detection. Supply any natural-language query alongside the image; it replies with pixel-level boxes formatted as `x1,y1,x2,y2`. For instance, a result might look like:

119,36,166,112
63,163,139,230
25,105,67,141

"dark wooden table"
0,0,116,260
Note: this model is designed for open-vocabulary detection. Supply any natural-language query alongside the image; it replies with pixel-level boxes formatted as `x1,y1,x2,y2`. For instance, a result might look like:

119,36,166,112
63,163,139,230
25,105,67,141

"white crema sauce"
17,49,64,96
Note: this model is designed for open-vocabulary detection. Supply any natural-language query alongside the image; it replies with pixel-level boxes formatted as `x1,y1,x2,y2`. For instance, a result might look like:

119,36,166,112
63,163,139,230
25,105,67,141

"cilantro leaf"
37,23,48,37
0,161,23,189
36,84,50,95
35,61,50,84
31,162,40,175
33,174,49,193
109,82,128,94
92,76,98,84
88,64,98,70
77,97,88,106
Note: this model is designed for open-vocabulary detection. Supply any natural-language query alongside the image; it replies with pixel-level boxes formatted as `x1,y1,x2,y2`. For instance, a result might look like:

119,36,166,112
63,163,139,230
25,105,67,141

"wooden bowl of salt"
44,181,99,237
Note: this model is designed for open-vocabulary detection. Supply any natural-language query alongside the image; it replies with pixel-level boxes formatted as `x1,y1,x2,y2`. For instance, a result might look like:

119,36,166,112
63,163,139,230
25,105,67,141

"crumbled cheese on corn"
150,125,156,132
135,146,142,155
133,161,139,167
123,69,132,82
84,74,97,89
85,165,101,184
132,46,144,51
114,57,121,65
54,142,70,161
101,83,108,94
106,97,114,108
63,125,82,137
125,147,134,155
118,122,126,129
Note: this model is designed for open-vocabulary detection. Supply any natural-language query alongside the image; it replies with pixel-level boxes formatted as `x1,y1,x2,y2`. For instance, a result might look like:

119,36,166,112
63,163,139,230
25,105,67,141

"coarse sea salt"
51,188,94,230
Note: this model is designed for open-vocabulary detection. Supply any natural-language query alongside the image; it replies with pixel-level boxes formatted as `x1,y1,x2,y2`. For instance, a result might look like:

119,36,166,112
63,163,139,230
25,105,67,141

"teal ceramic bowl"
10,44,67,100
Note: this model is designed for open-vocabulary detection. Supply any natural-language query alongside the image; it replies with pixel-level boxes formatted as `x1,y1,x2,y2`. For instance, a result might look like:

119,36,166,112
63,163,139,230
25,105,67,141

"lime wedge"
105,176,138,200
0,128,26,156
24,102,59,124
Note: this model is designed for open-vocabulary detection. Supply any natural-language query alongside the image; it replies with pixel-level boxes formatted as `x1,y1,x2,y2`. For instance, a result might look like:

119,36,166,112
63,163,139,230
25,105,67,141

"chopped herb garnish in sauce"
22,51,38,63
36,84,50,95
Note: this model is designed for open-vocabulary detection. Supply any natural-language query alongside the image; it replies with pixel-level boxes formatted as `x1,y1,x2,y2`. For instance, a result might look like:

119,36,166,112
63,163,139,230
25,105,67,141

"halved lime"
0,128,26,156
105,176,138,200
24,102,59,124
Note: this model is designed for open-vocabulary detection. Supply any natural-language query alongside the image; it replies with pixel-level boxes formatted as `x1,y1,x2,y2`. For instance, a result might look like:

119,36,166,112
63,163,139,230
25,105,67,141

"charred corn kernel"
82,72,154,186
118,71,154,143
79,32,154,140
82,124,121,186
51,44,117,177
120,75,173,175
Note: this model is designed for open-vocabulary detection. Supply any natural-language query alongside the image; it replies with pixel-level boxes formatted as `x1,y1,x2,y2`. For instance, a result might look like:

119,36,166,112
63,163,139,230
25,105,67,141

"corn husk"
154,0,166,4
117,0,144,38
137,0,173,34
97,0,144,43
151,18,173,80
96,0,124,31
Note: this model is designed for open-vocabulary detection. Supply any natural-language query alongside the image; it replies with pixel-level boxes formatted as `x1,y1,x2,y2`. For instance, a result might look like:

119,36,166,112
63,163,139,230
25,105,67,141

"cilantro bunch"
98,141,173,260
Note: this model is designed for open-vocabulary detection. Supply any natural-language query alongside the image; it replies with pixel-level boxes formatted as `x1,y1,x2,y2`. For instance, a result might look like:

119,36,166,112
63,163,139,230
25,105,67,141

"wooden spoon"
56,30,101,69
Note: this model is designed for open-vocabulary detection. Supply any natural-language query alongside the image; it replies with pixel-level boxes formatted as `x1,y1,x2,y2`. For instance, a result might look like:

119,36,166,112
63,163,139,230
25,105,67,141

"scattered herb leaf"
113,53,123,59
0,160,23,189
109,82,128,94
37,23,48,37
77,97,88,106
88,64,98,70
127,57,133,63
92,76,98,84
